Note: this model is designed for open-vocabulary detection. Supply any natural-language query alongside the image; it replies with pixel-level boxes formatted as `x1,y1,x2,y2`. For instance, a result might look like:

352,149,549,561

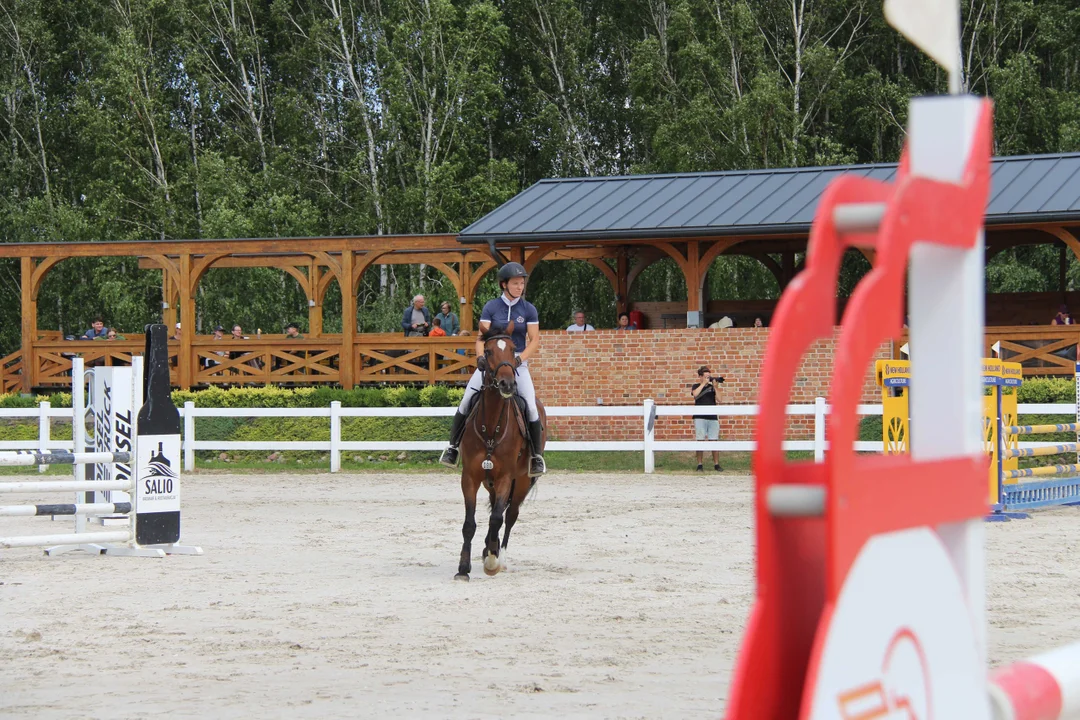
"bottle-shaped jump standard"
134,323,182,546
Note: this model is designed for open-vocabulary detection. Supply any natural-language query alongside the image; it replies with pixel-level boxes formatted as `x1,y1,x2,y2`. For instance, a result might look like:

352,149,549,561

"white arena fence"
2,399,1077,473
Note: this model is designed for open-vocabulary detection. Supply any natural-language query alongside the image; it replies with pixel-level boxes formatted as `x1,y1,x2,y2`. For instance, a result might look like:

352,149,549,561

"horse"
454,321,547,581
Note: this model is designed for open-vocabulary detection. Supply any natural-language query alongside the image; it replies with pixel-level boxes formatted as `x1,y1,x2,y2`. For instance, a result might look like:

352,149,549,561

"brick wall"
529,328,890,442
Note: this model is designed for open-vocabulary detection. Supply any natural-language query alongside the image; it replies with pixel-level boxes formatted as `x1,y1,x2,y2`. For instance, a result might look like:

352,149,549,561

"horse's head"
481,321,518,399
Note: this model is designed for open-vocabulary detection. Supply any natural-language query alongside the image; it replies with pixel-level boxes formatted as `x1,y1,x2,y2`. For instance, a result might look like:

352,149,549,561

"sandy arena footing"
1,472,1078,719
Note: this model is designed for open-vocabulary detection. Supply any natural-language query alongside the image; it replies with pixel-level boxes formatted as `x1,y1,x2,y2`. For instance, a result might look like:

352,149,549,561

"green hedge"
0,384,464,409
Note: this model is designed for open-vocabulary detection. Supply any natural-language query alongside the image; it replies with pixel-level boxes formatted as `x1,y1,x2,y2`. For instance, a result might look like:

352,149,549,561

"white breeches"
459,361,539,422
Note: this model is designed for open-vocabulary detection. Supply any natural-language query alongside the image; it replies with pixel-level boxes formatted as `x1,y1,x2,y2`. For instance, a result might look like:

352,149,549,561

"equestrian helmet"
497,262,528,284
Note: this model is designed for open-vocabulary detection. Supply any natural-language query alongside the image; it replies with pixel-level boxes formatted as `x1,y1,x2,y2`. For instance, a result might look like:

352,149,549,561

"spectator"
615,311,637,330
753,317,765,328
171,322,182,341
429,317,447,337
709,316,734,329
284,322,304,339
456,329,470,356
105,328,125,341
82,316,108,340
205,326,227,369
435,301,459,336
1052,305,1073,325
691,365,724,472
566,311,594,332
402,295,431,336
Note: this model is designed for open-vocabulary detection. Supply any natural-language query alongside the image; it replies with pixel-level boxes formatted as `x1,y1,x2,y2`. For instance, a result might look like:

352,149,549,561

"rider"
439,262,546,476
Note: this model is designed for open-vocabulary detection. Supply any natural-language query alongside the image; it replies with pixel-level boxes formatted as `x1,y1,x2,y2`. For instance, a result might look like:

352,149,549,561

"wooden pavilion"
3,152,1080,392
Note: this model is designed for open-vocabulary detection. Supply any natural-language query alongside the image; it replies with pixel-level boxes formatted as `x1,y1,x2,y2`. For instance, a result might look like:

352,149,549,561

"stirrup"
529,454,547,476
440,446,460,468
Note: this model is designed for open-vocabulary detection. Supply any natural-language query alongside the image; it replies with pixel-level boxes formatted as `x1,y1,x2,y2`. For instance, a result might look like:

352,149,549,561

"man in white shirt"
566,311,594,332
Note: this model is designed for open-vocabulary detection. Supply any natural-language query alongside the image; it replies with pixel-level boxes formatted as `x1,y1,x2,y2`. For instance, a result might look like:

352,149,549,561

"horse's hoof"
483,554,501,576
454,573,470,582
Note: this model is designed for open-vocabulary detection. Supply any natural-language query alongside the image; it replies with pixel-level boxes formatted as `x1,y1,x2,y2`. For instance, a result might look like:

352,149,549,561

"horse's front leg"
483,483,509,576
455,474,479,581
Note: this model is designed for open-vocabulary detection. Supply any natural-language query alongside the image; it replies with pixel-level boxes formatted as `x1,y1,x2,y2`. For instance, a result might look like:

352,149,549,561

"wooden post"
459,260,473,333
20,256,34,393
616,247,629,315
309,262,323,337
179,254,194,390
161,272,177,329
340,251,356,389
685,240,702,326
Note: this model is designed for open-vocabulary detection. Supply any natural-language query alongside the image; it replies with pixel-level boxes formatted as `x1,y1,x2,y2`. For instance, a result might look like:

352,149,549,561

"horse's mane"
480,321,515,342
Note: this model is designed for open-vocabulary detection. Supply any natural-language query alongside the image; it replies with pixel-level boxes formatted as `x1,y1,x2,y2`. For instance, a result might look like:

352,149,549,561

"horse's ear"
505,320,516,337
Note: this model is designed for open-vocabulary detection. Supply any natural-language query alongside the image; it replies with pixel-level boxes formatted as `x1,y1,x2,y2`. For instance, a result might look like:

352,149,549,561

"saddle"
465,391,532,451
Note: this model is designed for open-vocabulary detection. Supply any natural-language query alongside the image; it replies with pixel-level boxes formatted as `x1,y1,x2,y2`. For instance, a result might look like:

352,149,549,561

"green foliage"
0,0,1078,352
1017,378,1074,404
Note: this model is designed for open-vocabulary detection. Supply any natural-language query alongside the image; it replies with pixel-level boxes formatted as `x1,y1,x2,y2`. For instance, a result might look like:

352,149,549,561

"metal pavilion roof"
458,153,1080,243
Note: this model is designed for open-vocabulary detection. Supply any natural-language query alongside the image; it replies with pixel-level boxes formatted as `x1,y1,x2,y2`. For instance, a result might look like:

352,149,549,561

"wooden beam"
585,258,619,298
20,257,34,392
524,244,558,274
616,247,629,313
626,246,666,298
685,240,701,313
179,254,195,390
309,263,323,337
0,234,463,259
340,250,356,389
29,257,65,302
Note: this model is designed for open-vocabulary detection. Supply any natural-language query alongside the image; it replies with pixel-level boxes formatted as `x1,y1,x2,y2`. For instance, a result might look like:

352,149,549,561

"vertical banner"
89,367,136,517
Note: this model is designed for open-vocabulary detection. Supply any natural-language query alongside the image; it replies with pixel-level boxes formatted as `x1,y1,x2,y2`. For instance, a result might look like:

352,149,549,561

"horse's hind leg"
455,475,479,581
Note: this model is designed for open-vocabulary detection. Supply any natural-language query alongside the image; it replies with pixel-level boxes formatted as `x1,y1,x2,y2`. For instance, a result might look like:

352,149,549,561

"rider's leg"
515,365,546,476
440,368,483,467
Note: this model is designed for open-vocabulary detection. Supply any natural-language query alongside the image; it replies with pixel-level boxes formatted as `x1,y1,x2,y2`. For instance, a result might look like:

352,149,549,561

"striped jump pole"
989,642,1080,720
0,451,131,467
1005,444,1079,459
1004,464,1080,481
1007,423,1079,435
0,502,132,517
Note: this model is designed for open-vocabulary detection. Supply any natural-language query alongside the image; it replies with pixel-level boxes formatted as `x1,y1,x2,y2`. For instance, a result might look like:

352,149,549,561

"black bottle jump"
135,323,182,546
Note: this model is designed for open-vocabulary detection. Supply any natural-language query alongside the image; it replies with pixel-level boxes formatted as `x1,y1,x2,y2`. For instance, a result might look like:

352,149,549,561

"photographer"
691,366,724,472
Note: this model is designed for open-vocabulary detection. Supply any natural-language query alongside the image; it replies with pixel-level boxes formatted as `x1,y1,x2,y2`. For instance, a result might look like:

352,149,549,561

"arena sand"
1,472,1078,719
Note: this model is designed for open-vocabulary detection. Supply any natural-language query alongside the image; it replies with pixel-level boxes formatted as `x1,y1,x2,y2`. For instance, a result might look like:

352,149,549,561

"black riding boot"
527,419,547,476
439,410,469,468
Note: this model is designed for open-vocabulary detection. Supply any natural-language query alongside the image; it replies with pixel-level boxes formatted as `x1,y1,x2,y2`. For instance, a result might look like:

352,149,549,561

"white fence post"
71,358,85,533
38,401,50,473
643,399,655,473
184,401,195,472
330,401,341,472
814,397,827,462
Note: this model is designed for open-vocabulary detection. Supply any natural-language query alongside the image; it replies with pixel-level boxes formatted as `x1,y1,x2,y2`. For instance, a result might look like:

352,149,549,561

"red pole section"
989,642,1080,720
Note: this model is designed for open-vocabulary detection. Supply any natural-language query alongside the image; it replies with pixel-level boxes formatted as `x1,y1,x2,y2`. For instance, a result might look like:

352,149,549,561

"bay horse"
454,321,546,581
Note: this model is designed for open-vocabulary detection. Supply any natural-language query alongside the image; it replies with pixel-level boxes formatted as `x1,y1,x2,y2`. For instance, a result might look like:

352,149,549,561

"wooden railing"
0,349,24,393
891,326,1080,375
3,333,477,391
984,326,1080,374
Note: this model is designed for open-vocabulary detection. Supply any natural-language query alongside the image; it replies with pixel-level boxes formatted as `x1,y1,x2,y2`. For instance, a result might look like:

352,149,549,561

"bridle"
479,333,520,392
472,332,522,475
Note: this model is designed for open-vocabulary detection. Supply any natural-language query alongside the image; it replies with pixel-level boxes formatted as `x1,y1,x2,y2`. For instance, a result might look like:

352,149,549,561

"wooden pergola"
0,234,659,392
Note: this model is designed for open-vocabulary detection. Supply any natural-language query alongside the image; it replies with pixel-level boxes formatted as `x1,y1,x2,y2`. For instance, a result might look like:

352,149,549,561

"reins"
470,333,524,486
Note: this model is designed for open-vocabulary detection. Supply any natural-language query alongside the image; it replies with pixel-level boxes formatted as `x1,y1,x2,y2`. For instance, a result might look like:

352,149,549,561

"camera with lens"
711,375,725,384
